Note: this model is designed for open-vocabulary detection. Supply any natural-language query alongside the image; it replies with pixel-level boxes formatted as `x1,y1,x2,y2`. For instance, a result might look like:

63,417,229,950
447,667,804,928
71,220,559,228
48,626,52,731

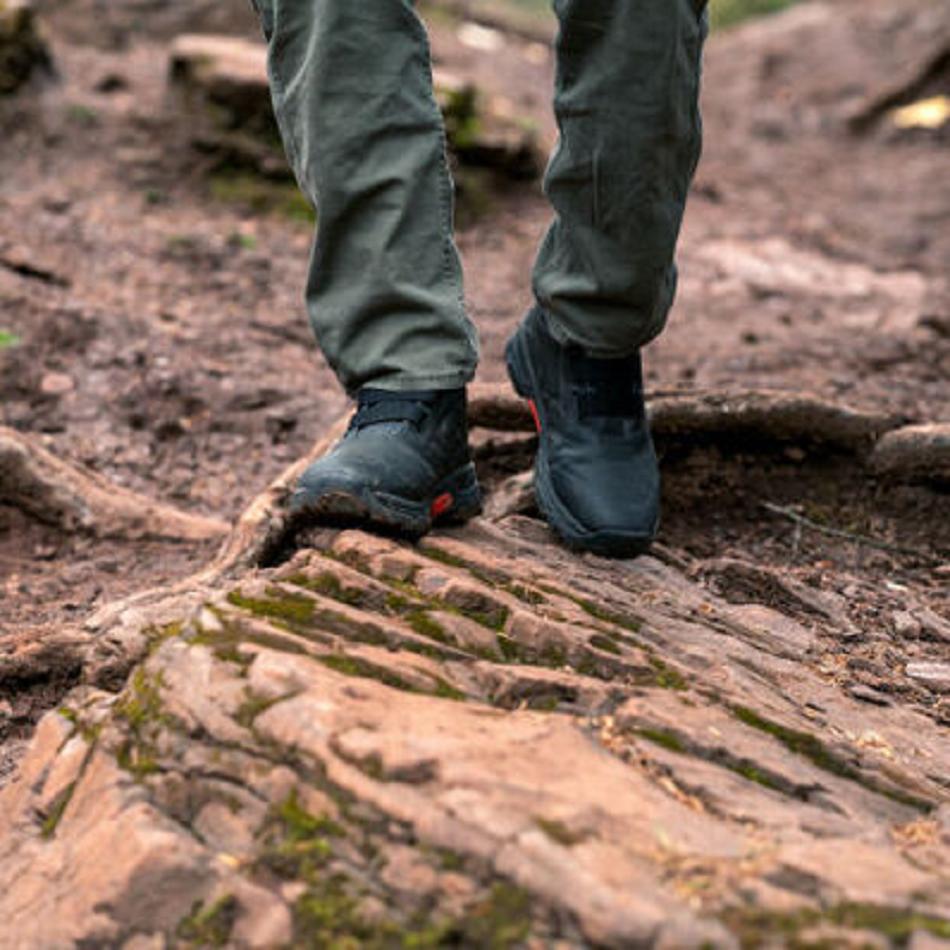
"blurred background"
0,0,947,632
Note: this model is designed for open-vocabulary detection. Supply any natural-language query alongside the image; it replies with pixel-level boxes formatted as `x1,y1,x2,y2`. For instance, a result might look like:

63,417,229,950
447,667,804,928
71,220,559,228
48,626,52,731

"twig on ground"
761,502,942,563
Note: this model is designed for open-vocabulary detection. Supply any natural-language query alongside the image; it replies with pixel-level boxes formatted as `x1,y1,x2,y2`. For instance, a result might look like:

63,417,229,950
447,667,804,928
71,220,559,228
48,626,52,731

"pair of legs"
253,0,707,555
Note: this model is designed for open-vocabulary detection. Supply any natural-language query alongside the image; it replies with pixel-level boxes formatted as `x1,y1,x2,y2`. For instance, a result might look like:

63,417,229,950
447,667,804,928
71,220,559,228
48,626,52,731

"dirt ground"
1,0,948,775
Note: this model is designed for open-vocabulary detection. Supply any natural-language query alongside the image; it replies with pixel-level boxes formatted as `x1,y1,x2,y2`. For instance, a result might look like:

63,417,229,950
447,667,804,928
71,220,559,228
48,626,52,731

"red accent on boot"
431,492,454,518
528,399,542,433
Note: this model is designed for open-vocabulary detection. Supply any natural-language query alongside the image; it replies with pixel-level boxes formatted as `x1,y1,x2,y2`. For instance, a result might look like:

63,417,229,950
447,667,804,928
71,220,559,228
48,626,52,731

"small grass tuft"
177,895,239,947
227,588,316,626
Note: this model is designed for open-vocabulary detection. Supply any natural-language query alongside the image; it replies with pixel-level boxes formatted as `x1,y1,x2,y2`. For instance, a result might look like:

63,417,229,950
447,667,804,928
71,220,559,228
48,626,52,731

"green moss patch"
588,633,622,656
710,0,797,31
559,592,644,635
177,895,239,947
636,727,687,754
318,653,465,702
227,588,317,627
113,668,174,779
649,656,688,691
295,878,533,950
732,705,933,811
721,901,950,947
209,171,315,224
258,790,342,880
286,571,368,608
405,610,452,644
188,622,308,662
534,817,587,847
40,781,76,839
235,689,297,729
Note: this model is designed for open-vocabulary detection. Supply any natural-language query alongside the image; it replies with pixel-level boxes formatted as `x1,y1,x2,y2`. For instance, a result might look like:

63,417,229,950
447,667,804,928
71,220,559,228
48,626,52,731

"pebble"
891,610,922,638
848,684,892,706
905,662,950,693
39,372,74,396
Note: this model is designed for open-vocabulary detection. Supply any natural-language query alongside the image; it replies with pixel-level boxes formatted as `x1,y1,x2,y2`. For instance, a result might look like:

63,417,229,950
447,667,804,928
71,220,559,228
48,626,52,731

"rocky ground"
0,0,948,945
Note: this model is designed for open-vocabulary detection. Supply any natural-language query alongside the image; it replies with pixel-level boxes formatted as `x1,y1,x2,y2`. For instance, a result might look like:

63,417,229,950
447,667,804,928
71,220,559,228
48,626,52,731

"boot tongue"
570,353,644,421
352,390,436,430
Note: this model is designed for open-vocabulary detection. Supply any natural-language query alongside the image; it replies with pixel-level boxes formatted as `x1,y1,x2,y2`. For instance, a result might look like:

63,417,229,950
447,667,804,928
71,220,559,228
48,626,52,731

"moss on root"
40,782,76,839
293,877,532,950
731,705,933,811
720,901,950,947
318,653,465,702
177,895,239,947
113,667,173,779
534,817,587,847
286,571,368,608
257,790,342,881
227,588,316,627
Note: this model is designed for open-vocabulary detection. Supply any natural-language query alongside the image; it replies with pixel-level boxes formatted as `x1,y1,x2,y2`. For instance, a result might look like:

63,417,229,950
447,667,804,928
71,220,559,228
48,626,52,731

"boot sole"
505,329,656,559
289,463,483,541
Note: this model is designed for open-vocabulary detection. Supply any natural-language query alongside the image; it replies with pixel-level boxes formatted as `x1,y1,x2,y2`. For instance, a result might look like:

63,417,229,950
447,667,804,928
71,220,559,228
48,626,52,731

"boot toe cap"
541,453,660,555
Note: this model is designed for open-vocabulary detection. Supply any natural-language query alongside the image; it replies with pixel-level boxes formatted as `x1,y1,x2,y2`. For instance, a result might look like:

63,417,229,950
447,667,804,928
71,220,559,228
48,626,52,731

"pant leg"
534,0,708,357
252,0,479,394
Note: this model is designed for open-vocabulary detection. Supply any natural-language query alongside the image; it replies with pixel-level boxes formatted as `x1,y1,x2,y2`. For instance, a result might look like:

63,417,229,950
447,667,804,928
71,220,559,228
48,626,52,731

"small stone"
197,607,224,634
37,734,90,819
848,684,892,707
415,568,452,598
193,801,257,857
871,424,950,486
229,880,293,948
257,766,298,805
917,608,950,643
280,882,307,904
373,552,418,582
121,935,165,950
432,611,501,657
892,610,922,639
39,372,75,396
380,845,439,896
905,662,950,693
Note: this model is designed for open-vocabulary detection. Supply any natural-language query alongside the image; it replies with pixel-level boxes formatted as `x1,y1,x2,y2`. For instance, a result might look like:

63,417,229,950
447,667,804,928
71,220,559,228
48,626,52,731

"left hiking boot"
505,306,659,558
288,388,482,539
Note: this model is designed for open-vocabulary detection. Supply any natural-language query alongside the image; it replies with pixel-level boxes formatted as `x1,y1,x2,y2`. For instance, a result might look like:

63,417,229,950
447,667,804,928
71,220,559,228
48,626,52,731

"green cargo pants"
251,0,707,394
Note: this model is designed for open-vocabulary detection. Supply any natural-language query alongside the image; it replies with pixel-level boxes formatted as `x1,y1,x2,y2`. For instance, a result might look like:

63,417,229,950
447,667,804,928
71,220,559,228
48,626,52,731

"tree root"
870,424,950,487
81,413,350,659
468,384,900,450
847,38,950,132
0,426,228,543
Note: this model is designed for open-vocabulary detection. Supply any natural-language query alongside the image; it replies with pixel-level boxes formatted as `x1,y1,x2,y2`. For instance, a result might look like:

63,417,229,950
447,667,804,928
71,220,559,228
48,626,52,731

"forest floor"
1,0,948,790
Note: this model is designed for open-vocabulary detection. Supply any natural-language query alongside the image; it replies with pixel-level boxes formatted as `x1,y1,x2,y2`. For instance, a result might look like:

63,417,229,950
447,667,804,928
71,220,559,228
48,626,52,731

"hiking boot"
289,388,482,538
505,306,659,557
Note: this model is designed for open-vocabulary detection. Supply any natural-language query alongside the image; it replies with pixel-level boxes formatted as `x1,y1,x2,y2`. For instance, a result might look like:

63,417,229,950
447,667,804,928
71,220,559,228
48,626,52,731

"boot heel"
505,335,532,400
432,463,483,525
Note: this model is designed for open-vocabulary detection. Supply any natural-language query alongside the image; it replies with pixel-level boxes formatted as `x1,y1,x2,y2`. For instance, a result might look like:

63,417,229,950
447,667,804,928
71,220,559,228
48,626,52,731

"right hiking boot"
505,306,660,558
289,388,482,539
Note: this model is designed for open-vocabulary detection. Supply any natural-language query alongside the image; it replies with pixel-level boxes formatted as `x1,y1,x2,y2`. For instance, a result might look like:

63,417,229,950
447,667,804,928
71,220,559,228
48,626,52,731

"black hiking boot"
289,388,482,539
505,306,659,558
